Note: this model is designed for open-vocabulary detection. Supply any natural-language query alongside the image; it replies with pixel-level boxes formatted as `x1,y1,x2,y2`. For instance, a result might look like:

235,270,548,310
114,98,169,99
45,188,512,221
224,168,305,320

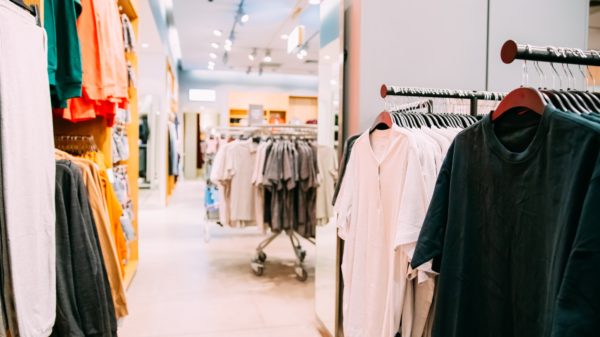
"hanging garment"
412,106,600,337
316,145,338,225
335,126,431,337
211,141,234,226
44,0,82,108
0,3,57,336
221,139,259,227
53,161,117,337
56,0,128,126
55,151,129,319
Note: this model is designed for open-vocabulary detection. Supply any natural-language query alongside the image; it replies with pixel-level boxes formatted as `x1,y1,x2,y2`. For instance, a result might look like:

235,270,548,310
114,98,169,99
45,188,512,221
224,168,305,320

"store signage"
248,104,265,125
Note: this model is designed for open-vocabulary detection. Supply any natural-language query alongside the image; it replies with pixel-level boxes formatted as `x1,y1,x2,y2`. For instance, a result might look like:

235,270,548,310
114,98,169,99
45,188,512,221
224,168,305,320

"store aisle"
119,180,321,337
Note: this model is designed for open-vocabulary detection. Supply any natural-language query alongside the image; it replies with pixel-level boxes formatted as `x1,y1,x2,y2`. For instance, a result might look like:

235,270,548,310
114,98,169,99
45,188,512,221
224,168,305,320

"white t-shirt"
0,3,56,335
335,126,430,337
223,139,258,226
211,141,233,226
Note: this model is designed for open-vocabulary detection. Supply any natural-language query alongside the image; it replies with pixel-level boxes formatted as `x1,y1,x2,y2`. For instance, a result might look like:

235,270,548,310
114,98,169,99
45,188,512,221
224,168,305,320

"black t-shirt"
411,105,600,337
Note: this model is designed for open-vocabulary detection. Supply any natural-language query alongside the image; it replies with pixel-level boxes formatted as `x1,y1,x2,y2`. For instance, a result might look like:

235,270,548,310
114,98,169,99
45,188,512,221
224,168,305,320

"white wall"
487,0,589,92
344,0,590,132
179,69,318,129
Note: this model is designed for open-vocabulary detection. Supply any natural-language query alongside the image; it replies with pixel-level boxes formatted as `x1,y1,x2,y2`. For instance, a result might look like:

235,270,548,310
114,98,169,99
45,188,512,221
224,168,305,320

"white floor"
118,179,322,337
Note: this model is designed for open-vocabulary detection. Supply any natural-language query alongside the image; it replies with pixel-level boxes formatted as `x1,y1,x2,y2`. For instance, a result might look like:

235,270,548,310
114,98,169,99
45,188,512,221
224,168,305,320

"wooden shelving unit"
122,0,140,288
53,0,140,289
228,108,287,126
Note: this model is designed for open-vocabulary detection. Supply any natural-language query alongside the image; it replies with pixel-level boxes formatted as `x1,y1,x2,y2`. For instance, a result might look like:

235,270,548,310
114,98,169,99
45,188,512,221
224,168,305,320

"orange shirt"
82,151,128,275
58,0,128,125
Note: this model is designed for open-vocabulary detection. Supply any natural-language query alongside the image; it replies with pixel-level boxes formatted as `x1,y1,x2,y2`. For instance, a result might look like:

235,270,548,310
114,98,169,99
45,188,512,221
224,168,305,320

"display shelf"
122,258,139,289
117,0,138,20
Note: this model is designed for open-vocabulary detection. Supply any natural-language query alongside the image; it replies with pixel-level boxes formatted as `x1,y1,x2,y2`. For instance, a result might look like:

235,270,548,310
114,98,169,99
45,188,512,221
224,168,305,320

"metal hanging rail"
380,85,505,116
500,40,600,66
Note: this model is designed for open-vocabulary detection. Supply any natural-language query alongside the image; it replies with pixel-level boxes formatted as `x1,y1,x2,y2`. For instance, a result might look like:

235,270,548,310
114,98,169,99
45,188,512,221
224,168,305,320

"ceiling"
172,0,320,75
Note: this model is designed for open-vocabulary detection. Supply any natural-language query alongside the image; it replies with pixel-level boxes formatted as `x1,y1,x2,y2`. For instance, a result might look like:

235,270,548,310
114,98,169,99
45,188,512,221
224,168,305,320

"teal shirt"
44,0,82,108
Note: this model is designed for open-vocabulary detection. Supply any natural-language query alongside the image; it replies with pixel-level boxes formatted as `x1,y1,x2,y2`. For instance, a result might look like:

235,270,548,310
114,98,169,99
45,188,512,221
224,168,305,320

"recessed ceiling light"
209,53,217,59
296,52,305,60
263,49,272,63
141,43,150,48
324,55,330,60
225,39,233,46
224,44,231,51
248,54,255,61
240,13,250,23
213,29,222,37
211,43,219,49
280,34,288,40
309,0,320,4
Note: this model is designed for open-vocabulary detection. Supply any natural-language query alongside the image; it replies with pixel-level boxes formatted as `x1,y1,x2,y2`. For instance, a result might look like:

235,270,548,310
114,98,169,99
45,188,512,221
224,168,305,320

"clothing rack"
212,124,318,139
55,135,99,154
380,85,506,116
501,40,600,66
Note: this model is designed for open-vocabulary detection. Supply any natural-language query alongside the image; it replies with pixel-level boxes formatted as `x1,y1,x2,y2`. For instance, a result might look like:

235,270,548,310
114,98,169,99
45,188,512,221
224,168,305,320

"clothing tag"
107,168,115,183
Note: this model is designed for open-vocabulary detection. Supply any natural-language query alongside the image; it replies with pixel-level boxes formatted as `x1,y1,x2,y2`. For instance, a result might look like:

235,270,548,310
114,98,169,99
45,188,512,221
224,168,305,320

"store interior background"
121,0,597,336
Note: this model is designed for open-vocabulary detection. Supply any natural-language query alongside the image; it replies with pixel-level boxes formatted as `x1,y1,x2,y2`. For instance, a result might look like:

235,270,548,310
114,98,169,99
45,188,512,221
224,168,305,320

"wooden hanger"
492,87,546,121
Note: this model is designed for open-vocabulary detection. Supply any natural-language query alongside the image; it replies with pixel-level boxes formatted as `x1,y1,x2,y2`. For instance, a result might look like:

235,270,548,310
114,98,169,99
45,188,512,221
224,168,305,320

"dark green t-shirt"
412,105,600,337
44,0,82,108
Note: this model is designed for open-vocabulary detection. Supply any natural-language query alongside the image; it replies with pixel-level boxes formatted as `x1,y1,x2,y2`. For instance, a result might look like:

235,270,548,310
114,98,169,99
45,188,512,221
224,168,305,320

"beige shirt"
211,142,233,227
222,140,259,227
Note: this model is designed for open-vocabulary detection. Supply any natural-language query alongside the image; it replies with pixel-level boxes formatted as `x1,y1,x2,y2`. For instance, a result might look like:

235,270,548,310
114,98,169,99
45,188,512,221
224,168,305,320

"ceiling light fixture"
211,42,219,49
213,29,222,37
209,52,217,59
297,48,307,59
224,44,232,51
248,48,257,61
280,34,288,40
141,43,150,48
207,61,215,70
240,13,250,23
309,0,320,4
263,49,272,63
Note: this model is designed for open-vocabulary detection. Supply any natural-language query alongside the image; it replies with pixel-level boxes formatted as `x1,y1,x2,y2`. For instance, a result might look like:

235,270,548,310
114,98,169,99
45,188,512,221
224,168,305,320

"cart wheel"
258,251,267,262
295,267,308,282
251,262,264,276
299,250,306,262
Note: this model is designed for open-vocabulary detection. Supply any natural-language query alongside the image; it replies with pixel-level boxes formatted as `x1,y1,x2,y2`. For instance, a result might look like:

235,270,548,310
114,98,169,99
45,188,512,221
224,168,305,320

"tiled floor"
118,180,321,337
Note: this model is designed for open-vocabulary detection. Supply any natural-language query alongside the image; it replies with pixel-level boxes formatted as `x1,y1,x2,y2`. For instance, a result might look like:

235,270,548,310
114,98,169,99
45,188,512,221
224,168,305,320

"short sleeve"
411,142,454,271
552,176,600,336
394,141,431,248
210,145,227,183
334,151,356,240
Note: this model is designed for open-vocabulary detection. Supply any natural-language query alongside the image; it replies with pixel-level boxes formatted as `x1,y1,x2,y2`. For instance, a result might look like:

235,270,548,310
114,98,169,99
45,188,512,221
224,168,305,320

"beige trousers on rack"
0,2,57,337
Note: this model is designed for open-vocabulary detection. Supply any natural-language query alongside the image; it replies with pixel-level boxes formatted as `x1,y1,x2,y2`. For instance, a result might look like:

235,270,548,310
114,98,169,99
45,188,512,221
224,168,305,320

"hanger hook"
547,46,562,90
589,50,600,90
574,48,588,91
